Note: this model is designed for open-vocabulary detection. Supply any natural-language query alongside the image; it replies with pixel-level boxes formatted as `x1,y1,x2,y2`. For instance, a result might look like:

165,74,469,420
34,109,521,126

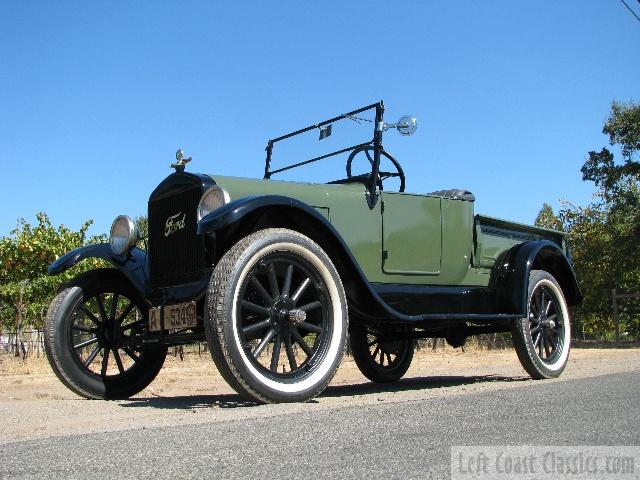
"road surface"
1,370,638,479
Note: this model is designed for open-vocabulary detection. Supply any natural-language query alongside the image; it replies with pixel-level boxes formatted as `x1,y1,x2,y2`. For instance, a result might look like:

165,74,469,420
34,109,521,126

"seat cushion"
427,189,475,202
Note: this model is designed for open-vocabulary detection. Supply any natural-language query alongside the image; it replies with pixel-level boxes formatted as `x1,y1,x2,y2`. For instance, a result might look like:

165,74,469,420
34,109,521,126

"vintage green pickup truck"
44,101,581,403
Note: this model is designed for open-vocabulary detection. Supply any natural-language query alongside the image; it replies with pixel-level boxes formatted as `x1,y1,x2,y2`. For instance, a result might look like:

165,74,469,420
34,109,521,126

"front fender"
197,195,330,234
493,240,582,314
48,244,148,298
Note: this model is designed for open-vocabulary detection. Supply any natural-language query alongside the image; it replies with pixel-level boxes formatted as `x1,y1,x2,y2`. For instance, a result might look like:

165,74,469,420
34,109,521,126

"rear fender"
492,240,582,314
48,244,148,298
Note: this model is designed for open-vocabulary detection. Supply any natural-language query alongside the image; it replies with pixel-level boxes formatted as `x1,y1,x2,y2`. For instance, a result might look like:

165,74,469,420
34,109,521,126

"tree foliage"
534,203,563,231
0,213,106,331
581,101,640,198
537,100,640,338
134,215,148,239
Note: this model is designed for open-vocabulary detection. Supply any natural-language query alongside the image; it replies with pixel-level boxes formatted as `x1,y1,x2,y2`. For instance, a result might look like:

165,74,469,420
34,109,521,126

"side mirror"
381,115,418,136
395,115,418,136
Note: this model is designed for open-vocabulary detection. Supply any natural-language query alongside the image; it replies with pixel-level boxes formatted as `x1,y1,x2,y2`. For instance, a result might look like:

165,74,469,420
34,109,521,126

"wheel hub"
99,320,121,347
270,297,305,331
288,309,306,324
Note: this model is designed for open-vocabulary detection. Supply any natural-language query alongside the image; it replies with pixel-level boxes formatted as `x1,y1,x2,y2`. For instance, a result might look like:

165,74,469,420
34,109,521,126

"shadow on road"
322,374,527,398
119,374,527,411
572,341,640,349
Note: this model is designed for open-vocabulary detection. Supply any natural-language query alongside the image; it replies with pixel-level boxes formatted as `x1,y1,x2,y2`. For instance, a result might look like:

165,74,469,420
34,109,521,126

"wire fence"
2,326,636,361
1,330,46,358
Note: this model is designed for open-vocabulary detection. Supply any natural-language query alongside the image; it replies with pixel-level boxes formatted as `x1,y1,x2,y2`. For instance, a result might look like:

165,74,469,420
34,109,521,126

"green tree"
0,213,106,353
549,100,640,338
534,203,563,231
581,100,640,198
557,200,613,336
134,215,148,238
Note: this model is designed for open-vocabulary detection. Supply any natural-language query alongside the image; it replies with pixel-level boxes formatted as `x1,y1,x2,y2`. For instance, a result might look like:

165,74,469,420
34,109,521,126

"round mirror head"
396,115,417,136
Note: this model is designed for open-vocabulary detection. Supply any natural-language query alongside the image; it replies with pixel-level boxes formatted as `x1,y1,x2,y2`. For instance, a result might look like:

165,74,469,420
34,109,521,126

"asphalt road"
2,371,639,479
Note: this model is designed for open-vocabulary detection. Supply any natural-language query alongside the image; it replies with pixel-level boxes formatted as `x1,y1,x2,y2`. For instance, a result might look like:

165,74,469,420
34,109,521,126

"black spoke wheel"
205,229,348,403
237,252,330,377
512,270,571,379
349,323,414,383
44,269,167,399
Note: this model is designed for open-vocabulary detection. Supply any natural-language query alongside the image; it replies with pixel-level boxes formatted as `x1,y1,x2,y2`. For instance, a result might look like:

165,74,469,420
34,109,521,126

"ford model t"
45,101,581,403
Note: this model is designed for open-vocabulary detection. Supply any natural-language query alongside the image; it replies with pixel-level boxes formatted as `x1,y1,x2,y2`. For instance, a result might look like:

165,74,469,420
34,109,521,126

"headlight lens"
109,215,138,256
197,186,230,221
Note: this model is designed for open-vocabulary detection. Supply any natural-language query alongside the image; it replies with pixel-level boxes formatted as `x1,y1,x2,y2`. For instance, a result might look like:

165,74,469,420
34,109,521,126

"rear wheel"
44,269,167,399
205,228,348,403
511,270,571,379
350,324,414,383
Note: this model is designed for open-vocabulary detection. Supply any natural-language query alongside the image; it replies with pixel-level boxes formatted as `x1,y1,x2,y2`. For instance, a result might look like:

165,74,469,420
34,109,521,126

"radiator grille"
148,186,204,288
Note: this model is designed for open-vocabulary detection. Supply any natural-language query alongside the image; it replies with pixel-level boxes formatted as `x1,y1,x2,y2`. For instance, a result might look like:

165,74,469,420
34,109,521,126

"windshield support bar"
268,142,372,176
264,101,384,180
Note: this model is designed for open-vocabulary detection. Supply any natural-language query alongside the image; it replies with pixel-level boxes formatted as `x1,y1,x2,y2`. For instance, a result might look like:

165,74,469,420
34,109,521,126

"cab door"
381,192,442,275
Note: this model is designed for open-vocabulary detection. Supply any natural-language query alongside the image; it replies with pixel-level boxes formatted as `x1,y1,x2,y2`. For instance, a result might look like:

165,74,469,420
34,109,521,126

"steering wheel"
347,145,405,192
346,146,406,193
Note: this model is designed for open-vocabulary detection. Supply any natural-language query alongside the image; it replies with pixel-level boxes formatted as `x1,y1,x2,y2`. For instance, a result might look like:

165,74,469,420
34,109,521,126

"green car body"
200,174,580,322
214,174,562,286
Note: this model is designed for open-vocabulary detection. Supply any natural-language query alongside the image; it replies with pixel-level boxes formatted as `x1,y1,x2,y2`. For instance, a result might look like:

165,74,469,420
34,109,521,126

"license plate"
148,302,197,332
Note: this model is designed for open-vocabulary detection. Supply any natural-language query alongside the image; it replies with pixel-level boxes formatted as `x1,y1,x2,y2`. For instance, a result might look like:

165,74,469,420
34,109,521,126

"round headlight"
110,215,138,256
197,186,230,221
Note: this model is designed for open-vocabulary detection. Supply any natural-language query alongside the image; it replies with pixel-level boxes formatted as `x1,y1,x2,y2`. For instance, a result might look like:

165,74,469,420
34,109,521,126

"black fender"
198,195,313,234
197,195,525,325
492,240,582,314
48,244,148,299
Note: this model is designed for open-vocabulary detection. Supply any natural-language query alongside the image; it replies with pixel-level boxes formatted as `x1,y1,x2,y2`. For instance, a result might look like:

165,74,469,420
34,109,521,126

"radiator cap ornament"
170,149,192,172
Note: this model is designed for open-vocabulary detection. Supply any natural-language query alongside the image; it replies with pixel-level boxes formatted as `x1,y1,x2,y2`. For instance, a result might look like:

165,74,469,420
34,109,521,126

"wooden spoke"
116,301,135,324
285,337,297,370
113,348,125,374
292,329,313,357
74,337,98,350
250,277,273,305
96,294,109,322
282,265,294,298
253,329,276,358
80,306,102,326
241,301,271,317
83,345,101,366
243,319,271,336
298,301,322,312
72,324,96,333
291,278,311,304
268,264,280,299
270,336,282,372
123,347,140,362
297,321,322,334
121,319,145,333
109,293,119,321
101,348,110,376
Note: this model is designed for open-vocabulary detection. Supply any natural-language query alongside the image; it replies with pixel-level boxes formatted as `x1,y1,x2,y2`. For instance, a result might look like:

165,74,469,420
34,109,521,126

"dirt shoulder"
1,347,638,445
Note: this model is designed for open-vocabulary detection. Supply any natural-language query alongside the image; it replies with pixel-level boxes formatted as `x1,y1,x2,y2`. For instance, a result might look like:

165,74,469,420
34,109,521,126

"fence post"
612,288,620,343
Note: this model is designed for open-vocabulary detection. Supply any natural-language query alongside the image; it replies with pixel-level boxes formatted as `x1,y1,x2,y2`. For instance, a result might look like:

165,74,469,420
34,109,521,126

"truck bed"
474,215,565,269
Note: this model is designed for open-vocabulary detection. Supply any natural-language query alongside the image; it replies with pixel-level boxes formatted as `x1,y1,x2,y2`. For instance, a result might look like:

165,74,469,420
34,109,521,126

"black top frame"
263,101,386,208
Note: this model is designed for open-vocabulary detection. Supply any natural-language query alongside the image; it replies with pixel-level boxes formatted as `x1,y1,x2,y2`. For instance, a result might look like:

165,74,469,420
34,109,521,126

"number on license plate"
148,302,197,332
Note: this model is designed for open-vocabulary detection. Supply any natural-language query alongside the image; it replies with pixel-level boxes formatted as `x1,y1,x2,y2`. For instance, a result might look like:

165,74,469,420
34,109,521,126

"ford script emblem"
165,212,186,237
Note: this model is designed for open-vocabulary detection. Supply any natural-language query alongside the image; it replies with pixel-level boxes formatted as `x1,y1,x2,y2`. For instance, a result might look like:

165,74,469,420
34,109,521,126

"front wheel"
44,269,167,399
511,270,571,379
205,228,348,403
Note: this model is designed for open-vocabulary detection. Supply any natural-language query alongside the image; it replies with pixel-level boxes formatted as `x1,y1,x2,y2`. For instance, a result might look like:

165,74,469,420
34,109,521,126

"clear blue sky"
1,1,638,238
